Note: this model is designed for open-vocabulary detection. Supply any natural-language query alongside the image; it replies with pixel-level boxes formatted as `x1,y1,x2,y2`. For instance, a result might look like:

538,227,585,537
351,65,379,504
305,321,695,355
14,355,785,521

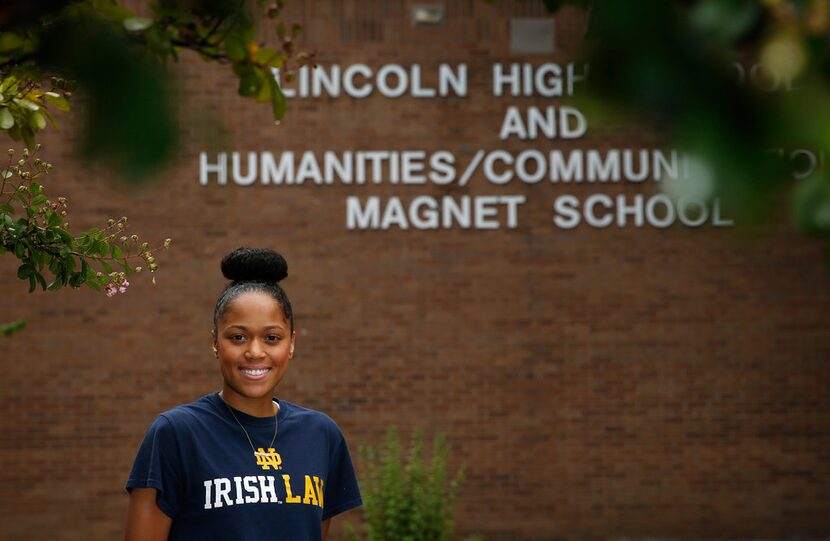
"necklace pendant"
254,447,282,470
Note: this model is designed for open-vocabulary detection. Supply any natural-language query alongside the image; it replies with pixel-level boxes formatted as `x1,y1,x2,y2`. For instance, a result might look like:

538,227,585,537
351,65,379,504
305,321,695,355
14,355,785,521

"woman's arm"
125,488,172,541
322,519,331,540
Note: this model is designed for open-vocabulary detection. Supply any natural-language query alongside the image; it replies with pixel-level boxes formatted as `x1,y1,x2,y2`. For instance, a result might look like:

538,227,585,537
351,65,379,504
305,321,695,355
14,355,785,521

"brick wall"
1,1,829,540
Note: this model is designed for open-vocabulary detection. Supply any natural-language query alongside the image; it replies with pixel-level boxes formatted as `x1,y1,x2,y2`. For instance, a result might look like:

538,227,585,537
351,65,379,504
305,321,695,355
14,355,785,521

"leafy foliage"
347,428,472,541
0,145,169,299
0,75,72,148
543,0,830,256
0,318,25,336
0,0,311,177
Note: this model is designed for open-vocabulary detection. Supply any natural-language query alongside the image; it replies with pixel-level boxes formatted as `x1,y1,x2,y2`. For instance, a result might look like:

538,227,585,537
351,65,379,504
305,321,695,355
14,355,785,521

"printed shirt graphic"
126,394,362,541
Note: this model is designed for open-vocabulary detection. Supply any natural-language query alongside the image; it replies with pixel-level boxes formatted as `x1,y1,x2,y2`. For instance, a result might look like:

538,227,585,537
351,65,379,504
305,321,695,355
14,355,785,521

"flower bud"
7,149,13,156
130,234,138,242
107,219,115,227
140,242,149,251
135,266,143,273
120,236,127,242
34,144,42,151
22,148,29,158
164,238,172,248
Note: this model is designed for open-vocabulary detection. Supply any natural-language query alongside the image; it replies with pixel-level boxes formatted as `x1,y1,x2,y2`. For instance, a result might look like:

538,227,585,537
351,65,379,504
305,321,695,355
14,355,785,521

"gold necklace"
218,392,280,469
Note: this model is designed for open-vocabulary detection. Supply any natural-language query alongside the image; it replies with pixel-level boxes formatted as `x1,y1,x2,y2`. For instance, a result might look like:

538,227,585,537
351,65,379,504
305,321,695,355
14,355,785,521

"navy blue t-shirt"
126,393,362,540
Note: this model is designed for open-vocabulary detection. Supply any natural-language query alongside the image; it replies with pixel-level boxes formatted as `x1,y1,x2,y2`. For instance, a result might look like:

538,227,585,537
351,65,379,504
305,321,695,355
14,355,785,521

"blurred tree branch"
0,0,311,178
543,0,830,258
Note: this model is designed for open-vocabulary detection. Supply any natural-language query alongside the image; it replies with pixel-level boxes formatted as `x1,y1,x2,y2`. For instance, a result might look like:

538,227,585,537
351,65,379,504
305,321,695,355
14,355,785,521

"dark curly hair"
213,247,294,335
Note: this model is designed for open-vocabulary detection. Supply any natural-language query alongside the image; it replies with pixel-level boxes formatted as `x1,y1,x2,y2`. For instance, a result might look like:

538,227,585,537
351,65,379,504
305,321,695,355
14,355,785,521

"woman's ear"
211,330,218,357
289,331,296,359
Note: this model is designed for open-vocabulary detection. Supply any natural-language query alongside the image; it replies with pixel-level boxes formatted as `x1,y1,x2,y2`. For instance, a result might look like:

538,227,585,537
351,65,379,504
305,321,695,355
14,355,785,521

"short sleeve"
323,430,362,520
125,415,182,518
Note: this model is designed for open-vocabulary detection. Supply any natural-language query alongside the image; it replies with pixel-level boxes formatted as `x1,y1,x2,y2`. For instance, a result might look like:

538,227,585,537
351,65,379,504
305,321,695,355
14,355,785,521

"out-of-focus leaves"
38,12,176,179
0,108,14,129
793,174,830,235
0,0,310,180
0,319,26,337
689,0,762,44
123,17,153,32
224,33,248,62
268,72,286,122
43,92,69,112
538,0,830,263
237,66,263,97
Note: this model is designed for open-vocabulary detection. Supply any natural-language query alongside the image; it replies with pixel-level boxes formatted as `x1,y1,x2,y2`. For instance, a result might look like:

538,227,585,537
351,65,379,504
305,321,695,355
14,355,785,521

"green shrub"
347,427,474,541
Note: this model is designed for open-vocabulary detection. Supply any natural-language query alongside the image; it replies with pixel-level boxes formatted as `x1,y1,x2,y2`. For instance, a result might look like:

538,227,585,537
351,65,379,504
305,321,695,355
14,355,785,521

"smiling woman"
124,247,362,541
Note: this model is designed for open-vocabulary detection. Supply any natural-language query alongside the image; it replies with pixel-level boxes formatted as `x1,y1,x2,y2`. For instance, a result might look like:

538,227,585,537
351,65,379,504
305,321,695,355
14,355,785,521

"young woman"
125,247,361,540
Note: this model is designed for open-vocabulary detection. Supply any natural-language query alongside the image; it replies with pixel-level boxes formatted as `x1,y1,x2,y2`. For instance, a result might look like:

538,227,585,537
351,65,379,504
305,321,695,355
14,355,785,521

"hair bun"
221,247,288,283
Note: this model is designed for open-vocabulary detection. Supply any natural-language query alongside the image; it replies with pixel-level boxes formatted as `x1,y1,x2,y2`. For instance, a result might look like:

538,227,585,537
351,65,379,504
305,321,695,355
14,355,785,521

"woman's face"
214,291,295,410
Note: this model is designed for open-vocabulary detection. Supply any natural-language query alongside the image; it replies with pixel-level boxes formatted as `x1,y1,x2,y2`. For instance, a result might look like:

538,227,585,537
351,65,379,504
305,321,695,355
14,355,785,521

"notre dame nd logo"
254,448,282,470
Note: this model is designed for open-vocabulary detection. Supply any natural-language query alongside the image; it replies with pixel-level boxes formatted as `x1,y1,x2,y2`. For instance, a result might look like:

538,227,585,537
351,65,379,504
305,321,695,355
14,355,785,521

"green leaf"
21,126,34,149
86,271,101,291
101,259,113,274
268,73,286,121
44,92,70,112
123,17,153,32
689,0,760,43
69,271,85,288
56,228,73,244
92,239,106,256
28,182,42,195
111,244,122,259
14,241,24,258
28,274,35,292
31,194,47,206
225,35,247,63
30,110,46,130
88,0,133,21
0,33,24,53
0,107,14,129
47,211,62,227
12,98,39,111
238,67,263,97
34,271,47,291
0,319,26,336
17,263,33,279
0,204,12,213
47,279,63,291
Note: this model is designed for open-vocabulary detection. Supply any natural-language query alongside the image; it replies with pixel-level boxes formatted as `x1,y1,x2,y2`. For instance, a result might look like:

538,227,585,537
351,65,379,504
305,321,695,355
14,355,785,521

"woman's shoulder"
153,394,220,429
280,400,344,435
